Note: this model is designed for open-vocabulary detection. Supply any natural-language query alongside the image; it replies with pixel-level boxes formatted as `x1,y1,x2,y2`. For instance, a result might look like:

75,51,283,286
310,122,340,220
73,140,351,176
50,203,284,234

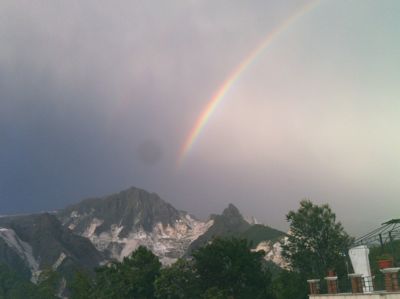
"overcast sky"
1,0,400,235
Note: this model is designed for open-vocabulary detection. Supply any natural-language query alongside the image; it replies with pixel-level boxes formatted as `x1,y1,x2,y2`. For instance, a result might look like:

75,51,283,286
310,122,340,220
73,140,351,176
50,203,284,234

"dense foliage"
193,238,274,299
91,246,161,299
281,200,352,279
272,269,308,299
368,239,400,274
154,259,201,299
0,264,59,299
68,239,276,299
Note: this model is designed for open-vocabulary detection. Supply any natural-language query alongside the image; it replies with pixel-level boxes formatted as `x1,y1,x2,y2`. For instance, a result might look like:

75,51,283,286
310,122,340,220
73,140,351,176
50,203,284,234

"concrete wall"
310,293,400,299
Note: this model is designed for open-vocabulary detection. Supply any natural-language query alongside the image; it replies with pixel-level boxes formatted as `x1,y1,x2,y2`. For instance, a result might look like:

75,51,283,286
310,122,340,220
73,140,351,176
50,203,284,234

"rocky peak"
58,186,182,236
222,203,242,219
186,204,250,255
57,186,211,263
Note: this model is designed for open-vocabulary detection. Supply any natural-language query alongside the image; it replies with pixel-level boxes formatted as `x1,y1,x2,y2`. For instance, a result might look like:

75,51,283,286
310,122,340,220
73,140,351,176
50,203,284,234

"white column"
349,245,373,292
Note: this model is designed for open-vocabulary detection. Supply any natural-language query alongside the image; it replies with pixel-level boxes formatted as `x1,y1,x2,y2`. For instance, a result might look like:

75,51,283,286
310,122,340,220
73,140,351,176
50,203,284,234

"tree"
120,245,161,298
92,261,126,299
36,267,60,299
202,287,227,299
272,270,308,299
0,263,44,299
193,237,274,299
155,259,201,299
69,270,94,299
93,246,161,299
281,200,352,279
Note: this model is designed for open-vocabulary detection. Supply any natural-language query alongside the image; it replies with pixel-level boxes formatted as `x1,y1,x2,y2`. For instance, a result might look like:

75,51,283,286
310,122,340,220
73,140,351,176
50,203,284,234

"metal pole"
379,234,384,253
389,231,396,265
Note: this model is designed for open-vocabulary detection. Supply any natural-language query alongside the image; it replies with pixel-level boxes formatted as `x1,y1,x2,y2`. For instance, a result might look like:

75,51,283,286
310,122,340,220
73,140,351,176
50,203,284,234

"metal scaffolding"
353,218,400,261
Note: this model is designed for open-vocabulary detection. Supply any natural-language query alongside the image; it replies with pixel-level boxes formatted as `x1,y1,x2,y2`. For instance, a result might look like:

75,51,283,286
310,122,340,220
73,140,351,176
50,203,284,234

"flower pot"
378,259,393,269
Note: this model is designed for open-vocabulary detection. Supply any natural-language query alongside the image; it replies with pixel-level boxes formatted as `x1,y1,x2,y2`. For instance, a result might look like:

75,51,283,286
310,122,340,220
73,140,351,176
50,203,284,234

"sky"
1,0,400,235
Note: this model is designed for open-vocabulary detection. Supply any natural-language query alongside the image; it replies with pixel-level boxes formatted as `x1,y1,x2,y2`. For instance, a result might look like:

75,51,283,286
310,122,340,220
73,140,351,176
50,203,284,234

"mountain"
241,224,286,248
0,213,104,283
57,187,212,264
0,185,287,289
0,229,32,280
186,203,286,267
186,204,251,254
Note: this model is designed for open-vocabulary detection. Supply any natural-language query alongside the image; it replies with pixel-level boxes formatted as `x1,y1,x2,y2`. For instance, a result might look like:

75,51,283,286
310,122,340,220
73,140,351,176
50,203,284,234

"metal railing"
310,272,400,295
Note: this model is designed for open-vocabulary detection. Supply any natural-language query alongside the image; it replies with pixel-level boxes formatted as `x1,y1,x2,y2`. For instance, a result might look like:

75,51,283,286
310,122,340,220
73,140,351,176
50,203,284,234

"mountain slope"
241,224,285,248
0,232,32,280
0,185,288,285
186,204,250,255
186,204,287,268
57,186,212,264
58,187,183,236
0,213,104,282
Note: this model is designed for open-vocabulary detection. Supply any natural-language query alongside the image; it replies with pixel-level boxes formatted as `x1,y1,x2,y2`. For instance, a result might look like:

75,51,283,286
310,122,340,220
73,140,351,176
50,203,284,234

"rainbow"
178,0,320,165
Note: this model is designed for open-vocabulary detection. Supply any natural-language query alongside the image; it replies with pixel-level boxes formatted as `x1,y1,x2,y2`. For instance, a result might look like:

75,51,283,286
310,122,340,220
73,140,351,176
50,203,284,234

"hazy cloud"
1,0,400,235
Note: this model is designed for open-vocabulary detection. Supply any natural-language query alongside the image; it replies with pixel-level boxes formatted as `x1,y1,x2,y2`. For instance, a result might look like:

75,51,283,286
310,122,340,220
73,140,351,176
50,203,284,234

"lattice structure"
353,219,400,247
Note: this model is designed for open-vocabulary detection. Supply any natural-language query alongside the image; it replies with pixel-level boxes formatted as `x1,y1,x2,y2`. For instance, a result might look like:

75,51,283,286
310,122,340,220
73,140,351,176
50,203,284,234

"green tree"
93,246,161,299
121,246,161,298
202,287,227,299
155,259,201,299
93,261,125,299
193,237,274,299
0,264,42,299
69,270,94,299
272,270,308,299
36,267,60,299
281,200,352,279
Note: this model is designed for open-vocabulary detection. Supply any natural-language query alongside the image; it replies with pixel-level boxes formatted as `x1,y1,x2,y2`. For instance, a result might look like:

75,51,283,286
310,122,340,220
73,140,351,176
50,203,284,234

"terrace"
308,219,400,299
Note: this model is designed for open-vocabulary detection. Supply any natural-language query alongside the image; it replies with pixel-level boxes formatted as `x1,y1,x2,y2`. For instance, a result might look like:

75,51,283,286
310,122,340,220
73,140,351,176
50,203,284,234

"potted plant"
377,253,393,269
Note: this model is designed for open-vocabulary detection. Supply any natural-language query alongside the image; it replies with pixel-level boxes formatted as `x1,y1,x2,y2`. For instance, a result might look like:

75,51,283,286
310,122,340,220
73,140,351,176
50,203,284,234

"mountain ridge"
57,186,213,264
0,213,104,283
0,185,286,289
